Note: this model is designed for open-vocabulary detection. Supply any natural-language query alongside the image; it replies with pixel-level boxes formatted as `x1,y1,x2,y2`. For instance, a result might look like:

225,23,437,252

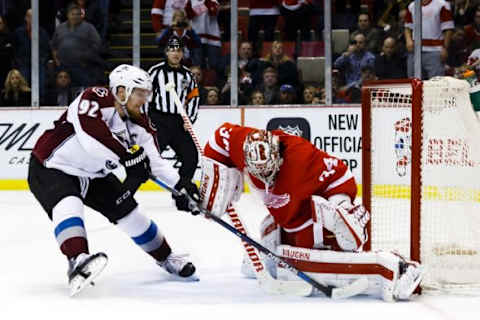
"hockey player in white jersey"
28,64,200,296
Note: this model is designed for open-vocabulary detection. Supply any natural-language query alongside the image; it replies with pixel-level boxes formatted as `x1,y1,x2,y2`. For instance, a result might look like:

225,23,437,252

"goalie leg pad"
276,245,422,301
311,195,370,251
241,214,280,279
200,157,243,217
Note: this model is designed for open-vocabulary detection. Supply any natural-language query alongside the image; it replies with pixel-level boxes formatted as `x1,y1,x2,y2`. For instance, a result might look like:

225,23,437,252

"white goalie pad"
311,195,370,251
200,157,243,217
276,245,423,301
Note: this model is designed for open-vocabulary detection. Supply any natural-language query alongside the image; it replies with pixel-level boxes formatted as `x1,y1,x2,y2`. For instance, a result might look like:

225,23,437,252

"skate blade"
70,254,108,297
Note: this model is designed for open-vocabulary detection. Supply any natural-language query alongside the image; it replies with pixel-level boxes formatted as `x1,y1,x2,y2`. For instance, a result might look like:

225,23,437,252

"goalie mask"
243,130,283,187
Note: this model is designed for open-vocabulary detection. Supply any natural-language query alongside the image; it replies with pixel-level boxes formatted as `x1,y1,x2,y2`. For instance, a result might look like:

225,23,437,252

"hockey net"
362,77,480,293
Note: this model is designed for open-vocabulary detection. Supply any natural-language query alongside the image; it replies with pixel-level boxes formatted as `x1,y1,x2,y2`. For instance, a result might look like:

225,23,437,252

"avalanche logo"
262,192,291,209
105,160,118,170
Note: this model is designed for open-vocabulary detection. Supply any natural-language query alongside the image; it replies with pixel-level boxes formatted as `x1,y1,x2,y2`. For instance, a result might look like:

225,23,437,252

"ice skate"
158,253,198,281
68,252,108,297
393,261,424,300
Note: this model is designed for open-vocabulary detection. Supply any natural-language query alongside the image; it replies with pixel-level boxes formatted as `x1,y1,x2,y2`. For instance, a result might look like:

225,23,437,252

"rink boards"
0,105,363,191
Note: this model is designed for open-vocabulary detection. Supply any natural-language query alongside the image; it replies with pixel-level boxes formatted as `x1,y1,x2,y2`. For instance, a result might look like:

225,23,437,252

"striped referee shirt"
147,61,200,123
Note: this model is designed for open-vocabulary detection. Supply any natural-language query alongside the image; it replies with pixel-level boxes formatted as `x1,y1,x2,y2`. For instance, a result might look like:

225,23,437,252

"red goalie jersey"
204,123,357,234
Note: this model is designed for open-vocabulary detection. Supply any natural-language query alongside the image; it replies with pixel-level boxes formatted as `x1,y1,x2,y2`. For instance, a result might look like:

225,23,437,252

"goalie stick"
161,82,368,298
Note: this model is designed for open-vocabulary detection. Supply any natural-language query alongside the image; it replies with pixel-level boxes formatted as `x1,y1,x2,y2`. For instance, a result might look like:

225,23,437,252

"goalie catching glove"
173,179,201,215
312,195,370,251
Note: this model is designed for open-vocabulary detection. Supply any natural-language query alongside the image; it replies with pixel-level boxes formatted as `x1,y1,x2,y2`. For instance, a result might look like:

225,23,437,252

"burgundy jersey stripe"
32,111,74,163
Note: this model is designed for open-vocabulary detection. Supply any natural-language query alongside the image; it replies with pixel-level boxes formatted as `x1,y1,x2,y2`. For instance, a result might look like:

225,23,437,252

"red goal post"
361,77,480,292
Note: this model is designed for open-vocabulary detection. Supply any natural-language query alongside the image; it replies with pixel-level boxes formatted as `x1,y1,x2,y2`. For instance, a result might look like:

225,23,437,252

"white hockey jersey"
32,87,179,188
405,0,454,52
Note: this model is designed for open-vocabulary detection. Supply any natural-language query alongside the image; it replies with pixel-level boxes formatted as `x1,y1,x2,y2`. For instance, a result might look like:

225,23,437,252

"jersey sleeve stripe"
324,169,354,193
208,134,229,157
187,87,199,100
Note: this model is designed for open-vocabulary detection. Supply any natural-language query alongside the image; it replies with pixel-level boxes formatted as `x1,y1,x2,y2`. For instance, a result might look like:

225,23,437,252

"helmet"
109,64,152,105
166,35,184,52
243,130,283,187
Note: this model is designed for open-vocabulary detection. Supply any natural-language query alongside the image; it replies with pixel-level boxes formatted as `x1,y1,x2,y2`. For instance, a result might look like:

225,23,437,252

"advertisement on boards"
0,109,64,179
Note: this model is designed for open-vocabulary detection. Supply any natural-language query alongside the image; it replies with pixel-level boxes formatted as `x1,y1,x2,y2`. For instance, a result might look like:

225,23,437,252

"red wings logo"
262,192,291,209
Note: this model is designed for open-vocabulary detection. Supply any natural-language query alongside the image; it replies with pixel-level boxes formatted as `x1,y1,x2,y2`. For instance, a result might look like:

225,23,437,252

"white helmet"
109,64,152,105
243,130,283,187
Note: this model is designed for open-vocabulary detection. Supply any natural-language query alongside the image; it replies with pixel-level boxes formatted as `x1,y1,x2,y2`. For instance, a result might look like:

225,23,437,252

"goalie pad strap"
205,162,220,212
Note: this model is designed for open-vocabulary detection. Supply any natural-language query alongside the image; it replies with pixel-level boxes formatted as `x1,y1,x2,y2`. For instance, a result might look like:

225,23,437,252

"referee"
148,35,201,195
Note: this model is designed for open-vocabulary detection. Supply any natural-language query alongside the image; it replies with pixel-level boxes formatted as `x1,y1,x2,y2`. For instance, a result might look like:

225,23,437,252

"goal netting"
362,77,480,293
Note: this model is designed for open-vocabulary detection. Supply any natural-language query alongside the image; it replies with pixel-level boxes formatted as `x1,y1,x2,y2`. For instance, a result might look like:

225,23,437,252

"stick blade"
330,277,369,299
258,277,314,296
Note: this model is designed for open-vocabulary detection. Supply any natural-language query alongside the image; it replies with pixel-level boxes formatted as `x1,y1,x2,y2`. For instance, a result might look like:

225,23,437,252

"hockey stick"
150,175,367,299
162,82,368,298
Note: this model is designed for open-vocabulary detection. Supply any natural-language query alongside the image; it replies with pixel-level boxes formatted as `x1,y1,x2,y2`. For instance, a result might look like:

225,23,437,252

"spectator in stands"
405,0,454,79
156,9,201,66
0,68,31,106
206,87,220,105
51,3,103,89
151,0,187,37
375,37,407,79
303,85,316,104
334,33,375,88
238,41,254,71
255,66,279,105
447,27,469,71
44,69,76,106
220,68,250,105
347,65,377,103
278,84,297,104
351,13,384,54
386,8,408,58
258,40,299,87
452,0,476,27
190,65,208,105
189,0,223,76
279,0,313,41
58,0,106,41
0,14,13,90
225,41,259,85
464,5,480,51
249,89,265,105
312,94,322,104
248,0,280,44
376,0,410,33
12,8,50,103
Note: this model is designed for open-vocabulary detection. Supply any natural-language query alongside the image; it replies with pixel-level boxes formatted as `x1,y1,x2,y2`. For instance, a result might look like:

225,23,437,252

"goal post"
361,77,480,292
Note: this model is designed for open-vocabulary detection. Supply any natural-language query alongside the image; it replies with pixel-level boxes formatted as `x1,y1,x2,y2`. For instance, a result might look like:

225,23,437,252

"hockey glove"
173,179,201,215
120,145,151,192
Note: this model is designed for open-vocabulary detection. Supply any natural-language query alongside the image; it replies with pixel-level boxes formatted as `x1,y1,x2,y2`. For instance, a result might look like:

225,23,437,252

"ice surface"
0,191,478,320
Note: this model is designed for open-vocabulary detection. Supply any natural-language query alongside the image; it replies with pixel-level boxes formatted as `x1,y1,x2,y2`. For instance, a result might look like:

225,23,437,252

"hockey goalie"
197,122,424,301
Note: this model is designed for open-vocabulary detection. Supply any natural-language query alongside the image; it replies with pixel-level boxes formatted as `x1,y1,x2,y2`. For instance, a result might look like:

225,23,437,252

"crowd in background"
1,0,480,107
